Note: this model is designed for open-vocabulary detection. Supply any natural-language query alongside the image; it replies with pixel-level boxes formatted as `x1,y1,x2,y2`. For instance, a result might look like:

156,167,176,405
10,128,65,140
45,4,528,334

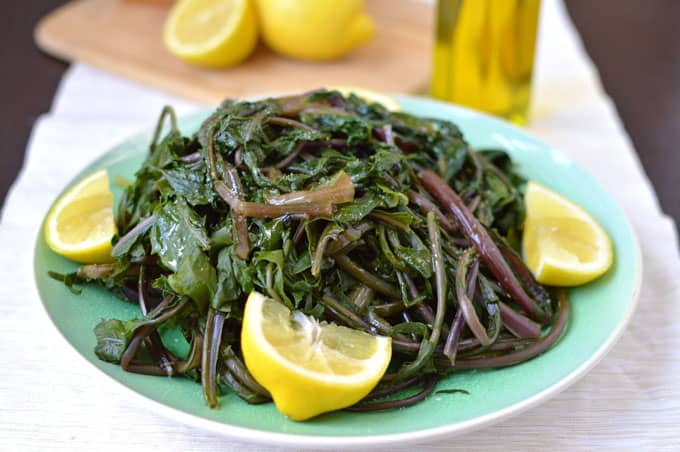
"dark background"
2,0,679,226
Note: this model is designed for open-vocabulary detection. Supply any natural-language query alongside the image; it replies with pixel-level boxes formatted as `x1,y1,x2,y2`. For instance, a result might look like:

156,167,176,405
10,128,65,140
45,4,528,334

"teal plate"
34,96,641,448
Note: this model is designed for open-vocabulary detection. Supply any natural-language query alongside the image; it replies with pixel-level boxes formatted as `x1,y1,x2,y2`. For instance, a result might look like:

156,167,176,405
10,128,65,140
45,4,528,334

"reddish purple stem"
499,302,542,338
418,170,546,324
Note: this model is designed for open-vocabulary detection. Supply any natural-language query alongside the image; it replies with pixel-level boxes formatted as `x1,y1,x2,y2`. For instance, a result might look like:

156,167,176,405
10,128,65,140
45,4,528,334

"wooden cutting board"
35,0,434,103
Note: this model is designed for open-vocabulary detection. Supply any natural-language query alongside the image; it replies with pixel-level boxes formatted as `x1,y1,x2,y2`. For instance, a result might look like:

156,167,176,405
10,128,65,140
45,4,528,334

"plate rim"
32,95,643,448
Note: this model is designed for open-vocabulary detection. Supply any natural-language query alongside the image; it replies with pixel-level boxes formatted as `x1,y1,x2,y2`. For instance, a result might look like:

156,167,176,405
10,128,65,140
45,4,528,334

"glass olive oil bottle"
431,0,541,125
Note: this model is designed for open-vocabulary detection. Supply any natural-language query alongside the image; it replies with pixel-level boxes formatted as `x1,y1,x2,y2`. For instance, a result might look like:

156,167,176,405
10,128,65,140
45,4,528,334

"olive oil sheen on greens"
431,0,541,125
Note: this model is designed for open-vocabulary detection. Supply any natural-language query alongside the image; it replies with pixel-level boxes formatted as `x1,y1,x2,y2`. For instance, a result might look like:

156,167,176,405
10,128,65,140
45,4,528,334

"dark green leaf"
162,160,214,206
150,199,210,272
168,247,216,312
94,318,139,363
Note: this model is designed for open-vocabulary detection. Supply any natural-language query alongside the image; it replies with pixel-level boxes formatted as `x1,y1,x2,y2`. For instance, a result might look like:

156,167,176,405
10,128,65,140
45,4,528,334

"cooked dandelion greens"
52,90,568,412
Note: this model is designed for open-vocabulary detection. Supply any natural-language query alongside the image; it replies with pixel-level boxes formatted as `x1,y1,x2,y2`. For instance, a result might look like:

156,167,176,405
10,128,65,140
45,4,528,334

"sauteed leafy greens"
52,90,568,411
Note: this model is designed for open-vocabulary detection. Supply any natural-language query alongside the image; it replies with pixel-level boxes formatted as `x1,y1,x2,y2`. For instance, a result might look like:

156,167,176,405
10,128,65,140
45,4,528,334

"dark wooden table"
2,0,679,226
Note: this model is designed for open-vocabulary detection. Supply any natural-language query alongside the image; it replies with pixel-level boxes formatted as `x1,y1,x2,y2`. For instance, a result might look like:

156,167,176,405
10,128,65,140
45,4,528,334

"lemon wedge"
44,169,116,264
241,291,391,421
522,181,613,286
332,86,401,111
163,0,258,68
255,0,374,61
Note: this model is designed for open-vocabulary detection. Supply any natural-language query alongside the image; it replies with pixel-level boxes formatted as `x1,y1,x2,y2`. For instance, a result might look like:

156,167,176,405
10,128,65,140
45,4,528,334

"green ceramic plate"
34,96,641,448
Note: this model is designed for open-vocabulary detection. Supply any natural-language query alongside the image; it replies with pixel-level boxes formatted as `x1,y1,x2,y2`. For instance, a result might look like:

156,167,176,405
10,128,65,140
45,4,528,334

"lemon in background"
163,0,258,68
255,0,375,61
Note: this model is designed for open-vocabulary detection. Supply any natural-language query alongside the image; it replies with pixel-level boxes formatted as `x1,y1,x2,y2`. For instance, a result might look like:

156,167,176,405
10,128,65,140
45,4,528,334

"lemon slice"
163,0,258,68
44,169,116,264
522,181,613,286
332,86,401,111
241,291,391,420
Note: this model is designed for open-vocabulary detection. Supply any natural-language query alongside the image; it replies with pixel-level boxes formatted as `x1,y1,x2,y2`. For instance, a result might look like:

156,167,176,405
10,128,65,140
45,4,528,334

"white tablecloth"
2,0,679,450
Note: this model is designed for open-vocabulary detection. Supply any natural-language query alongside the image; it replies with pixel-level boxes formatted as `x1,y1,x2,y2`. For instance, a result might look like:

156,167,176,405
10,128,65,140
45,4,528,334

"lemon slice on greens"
522,181,613,286
44,169,116,264
241,291,392,421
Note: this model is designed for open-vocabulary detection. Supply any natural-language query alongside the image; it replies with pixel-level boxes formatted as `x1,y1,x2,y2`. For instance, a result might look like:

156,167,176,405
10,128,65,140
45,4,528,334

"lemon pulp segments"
163,0,258,67
522,181,613,286
241,292,391,420
44,169,116,264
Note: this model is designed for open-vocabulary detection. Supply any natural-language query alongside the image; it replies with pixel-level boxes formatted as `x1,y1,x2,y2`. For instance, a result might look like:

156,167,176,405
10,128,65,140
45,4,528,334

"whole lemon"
255,0,375,61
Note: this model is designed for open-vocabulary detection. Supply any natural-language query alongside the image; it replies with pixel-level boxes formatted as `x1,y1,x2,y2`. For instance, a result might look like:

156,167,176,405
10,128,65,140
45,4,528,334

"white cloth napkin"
1,0,679,450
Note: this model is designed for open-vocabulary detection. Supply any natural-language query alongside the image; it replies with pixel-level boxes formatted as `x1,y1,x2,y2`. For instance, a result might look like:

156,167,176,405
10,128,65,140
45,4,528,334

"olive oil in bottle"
431,0,541,125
